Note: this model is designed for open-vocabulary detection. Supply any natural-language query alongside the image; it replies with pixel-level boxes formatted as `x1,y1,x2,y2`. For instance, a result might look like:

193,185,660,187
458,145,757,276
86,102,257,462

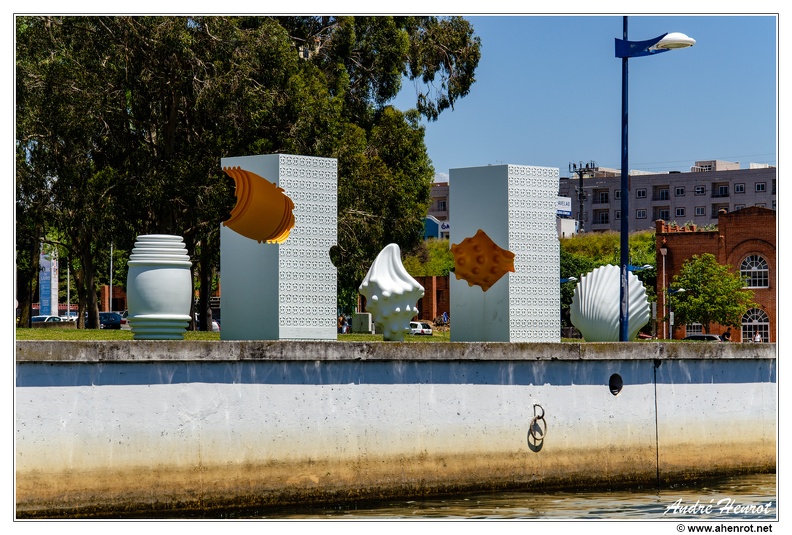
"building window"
658,209,670,221
695,206,705,216
711,204,729,218
734,204,745,211
755,203,766,208
685,323,703,335
772,200,776,210
636,209,647,219
615,210,621,220
654,187,669,201
636,188,647,199
595,211,609,224
614,190,621,200
694,185,706,195
675,207,686,218
437,200,446,211
716,185,729,197
741,255,769,288
755,182,766,193
675,186,685,196
598,191,609,204
742,308,770,343
734,183,745,194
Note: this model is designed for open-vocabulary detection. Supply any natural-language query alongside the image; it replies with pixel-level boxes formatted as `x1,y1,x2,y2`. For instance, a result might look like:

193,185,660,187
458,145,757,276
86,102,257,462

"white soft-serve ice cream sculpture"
359,244,425,341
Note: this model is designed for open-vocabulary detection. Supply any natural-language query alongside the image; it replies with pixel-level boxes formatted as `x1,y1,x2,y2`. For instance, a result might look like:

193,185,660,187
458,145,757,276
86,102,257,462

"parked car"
194,313,221,332
409,321,433,336
31,315,62,323
99,312,123,330
116,311,130,329
683,334,722,342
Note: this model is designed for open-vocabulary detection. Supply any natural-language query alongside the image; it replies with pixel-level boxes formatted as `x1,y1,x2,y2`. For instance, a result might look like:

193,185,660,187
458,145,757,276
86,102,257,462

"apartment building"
428,181,449,221
557,160,776,233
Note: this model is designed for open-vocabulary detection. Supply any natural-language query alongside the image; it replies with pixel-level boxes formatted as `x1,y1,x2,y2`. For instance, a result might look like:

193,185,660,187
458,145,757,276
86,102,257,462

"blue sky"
391,15,778,182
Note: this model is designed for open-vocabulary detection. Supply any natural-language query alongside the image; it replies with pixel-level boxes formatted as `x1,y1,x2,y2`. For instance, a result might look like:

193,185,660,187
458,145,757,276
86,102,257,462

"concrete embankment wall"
15,341,776,518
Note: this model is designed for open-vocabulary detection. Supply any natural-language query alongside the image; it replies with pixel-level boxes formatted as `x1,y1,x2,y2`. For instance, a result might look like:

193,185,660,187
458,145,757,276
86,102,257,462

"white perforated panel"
506,165,560,342
276,155,338,332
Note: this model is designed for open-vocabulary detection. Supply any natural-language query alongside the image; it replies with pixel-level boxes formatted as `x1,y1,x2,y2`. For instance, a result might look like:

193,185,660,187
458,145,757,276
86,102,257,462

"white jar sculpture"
126,234,193,340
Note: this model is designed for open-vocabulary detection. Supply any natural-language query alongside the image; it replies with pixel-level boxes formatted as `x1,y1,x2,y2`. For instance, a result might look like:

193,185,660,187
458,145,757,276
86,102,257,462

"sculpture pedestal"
220,154,337,340
449,164,560,342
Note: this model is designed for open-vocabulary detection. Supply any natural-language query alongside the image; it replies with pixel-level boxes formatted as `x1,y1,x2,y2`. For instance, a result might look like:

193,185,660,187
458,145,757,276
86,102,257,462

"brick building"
655,206,776,342
414,275,450,323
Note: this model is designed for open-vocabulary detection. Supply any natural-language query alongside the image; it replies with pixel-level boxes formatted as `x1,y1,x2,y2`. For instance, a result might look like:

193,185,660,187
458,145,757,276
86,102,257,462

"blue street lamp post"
615,17,695,341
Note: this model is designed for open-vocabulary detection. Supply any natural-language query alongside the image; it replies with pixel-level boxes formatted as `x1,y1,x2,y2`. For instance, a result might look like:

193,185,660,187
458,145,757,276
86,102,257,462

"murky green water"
251,473,776,520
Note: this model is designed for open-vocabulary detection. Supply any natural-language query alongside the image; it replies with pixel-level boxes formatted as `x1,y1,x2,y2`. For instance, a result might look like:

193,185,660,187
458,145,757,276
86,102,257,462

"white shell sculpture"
359,244,425,342
569,264,651,342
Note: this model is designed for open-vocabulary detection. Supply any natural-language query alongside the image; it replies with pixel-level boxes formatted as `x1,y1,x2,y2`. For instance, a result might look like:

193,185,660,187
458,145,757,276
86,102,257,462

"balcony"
652,187,670,202
711,184,729,198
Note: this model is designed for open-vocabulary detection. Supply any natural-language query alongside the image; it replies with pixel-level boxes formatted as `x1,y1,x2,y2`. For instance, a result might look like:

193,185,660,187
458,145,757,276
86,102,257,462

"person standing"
722,328,731,342
753,331,762,343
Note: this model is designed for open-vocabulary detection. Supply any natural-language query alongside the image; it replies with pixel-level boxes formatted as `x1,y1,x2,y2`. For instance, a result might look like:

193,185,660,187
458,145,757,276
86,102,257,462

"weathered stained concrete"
15,341,776,518
15,339,774,362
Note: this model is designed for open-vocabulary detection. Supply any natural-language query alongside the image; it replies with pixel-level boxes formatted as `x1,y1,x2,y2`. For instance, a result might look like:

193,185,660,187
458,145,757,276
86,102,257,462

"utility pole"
568,161,598,233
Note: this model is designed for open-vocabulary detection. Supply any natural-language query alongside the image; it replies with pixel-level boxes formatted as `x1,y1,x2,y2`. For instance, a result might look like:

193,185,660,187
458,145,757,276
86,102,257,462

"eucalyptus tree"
16,16,311,328
16,16,133,327
16,15,481,324
279,16,481,309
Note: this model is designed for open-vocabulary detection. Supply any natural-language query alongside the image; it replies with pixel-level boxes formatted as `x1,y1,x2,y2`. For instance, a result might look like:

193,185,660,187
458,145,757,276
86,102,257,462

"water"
250,473,776,520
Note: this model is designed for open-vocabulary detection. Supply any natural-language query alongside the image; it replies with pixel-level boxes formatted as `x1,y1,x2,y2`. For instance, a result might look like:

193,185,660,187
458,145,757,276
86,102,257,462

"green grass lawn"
15,327,221,341
15,328,650,343
14,328,452,342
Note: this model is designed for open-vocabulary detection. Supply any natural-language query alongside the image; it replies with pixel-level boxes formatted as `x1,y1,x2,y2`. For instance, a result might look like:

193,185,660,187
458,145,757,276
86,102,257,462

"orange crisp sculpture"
222,166,295,244
450,229,515,292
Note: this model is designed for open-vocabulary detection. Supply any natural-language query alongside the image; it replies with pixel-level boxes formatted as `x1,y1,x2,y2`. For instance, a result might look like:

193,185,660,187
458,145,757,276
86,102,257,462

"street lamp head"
650,32,696,51
616,30,696,58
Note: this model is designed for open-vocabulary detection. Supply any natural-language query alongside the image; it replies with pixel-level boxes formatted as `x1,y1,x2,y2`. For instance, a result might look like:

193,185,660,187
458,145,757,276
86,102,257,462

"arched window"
740,255,769,288
742,308,770,343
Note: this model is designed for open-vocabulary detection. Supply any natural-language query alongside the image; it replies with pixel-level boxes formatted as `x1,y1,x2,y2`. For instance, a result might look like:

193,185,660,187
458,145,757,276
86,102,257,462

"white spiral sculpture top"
359,244,425,342
569,264,651,342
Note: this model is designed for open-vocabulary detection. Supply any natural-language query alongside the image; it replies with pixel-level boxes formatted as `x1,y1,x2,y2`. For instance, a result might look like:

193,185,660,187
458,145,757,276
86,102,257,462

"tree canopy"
668,253,757,333
402,238,455,278
15,15,482,324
